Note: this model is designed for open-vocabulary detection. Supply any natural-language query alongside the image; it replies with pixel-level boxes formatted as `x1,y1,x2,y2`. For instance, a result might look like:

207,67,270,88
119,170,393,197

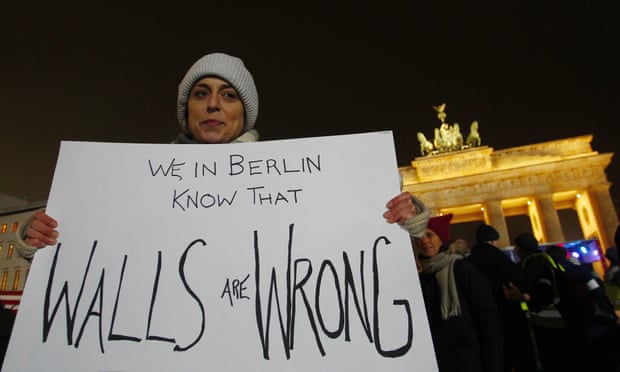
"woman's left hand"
383,192,417,225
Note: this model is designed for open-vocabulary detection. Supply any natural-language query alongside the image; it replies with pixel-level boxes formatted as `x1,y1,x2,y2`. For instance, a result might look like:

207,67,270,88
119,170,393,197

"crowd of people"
415,217,620,372
5,52,620,372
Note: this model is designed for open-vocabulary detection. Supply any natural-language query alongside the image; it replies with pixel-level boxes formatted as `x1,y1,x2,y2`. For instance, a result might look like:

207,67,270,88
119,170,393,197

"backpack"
537,253,597,328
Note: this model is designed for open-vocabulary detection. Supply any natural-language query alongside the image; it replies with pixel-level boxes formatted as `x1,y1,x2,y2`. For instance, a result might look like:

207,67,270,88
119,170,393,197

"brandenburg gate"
401,105,618,274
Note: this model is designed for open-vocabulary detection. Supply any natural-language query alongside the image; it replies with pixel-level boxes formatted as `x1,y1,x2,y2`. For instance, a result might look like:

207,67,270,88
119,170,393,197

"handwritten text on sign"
147,153,321,209
3,132,437,372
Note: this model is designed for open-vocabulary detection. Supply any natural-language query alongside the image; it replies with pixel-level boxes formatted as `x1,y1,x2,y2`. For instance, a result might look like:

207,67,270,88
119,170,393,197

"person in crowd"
415,214,503,372
605,246,620,286
467,224,538,372
605,225,620,287
514,232,589,372
448,238,470,257
17,51,431,259
0,302,16,367
546,244,620,371
604,225,620,317
545,244,607,306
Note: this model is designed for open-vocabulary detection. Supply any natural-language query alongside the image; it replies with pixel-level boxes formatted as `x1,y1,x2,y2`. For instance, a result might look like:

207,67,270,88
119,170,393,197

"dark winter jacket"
467,242,536,371
519,251,556,312
419,255,503,372
467,241,525,307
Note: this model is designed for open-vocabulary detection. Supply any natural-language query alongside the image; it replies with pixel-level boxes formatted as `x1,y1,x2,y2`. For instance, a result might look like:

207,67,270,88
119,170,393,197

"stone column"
586,184,619,250
483,200,509,248
536,194,565,243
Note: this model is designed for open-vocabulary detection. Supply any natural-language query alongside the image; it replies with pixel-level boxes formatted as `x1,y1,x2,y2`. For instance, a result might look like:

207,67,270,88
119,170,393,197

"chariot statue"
417,103,482,156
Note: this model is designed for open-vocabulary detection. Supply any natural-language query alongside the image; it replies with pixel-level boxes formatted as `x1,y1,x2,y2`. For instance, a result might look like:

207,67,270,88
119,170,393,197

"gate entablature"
400,134,617,275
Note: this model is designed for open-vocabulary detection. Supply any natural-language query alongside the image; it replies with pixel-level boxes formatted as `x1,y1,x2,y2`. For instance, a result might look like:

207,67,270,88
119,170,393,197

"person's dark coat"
0,303,16,366
419,255,503,372
468,241,525,306
519,252,555,312
467,242,536,372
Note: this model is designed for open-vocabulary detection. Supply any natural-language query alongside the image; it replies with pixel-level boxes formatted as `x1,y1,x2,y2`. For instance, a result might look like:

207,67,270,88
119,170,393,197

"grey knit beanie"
177,52,259,133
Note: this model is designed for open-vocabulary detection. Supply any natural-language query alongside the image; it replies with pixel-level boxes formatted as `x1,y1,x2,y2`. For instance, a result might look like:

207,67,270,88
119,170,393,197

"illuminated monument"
404,104,618,273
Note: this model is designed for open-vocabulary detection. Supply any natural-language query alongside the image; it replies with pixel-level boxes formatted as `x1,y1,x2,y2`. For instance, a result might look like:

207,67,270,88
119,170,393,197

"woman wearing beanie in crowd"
415,214,503,372
467,224,538,372
18,52,430,260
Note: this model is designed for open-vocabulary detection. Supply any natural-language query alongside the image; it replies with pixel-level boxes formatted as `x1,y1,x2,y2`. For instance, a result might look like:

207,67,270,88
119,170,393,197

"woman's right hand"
24,210,59,248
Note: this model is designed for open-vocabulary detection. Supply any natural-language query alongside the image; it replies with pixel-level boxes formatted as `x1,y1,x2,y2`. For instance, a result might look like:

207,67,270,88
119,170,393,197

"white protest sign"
3,131,437,372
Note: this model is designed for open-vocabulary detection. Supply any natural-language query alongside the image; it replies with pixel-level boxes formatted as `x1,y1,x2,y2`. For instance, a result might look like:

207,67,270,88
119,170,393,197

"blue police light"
504,238,602,265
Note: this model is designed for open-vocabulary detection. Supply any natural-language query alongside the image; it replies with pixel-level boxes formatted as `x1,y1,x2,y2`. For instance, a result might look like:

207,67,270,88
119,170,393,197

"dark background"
2,3,619,242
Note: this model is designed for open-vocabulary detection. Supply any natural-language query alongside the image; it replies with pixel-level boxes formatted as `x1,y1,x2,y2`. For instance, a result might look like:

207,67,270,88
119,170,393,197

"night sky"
2,3,619,208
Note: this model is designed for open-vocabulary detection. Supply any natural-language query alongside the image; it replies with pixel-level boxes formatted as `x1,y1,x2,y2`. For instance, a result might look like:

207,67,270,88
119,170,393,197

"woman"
416,214,503,372
19,52,430,257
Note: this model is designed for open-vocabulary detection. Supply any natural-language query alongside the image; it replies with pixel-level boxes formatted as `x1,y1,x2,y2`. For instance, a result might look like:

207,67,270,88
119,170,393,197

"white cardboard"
2,131,437,372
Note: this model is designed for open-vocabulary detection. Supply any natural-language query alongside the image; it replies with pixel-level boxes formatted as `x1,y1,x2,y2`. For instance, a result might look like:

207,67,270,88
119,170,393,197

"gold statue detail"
417,132,435,156
466,120,481,148
418,103,482,156
432,103,447,123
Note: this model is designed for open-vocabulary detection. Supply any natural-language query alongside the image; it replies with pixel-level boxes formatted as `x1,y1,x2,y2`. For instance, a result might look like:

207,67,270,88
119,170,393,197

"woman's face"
418,228,443,258
187,77,245,144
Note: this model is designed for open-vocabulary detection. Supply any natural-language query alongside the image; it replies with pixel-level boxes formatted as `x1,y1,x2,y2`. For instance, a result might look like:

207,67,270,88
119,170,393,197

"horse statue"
417,132,435,156
452,123,464,151
465,120,481,148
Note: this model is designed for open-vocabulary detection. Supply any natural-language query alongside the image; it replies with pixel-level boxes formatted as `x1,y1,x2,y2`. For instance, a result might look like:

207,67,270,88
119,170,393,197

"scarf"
420,251,463,319
172,129,260,144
